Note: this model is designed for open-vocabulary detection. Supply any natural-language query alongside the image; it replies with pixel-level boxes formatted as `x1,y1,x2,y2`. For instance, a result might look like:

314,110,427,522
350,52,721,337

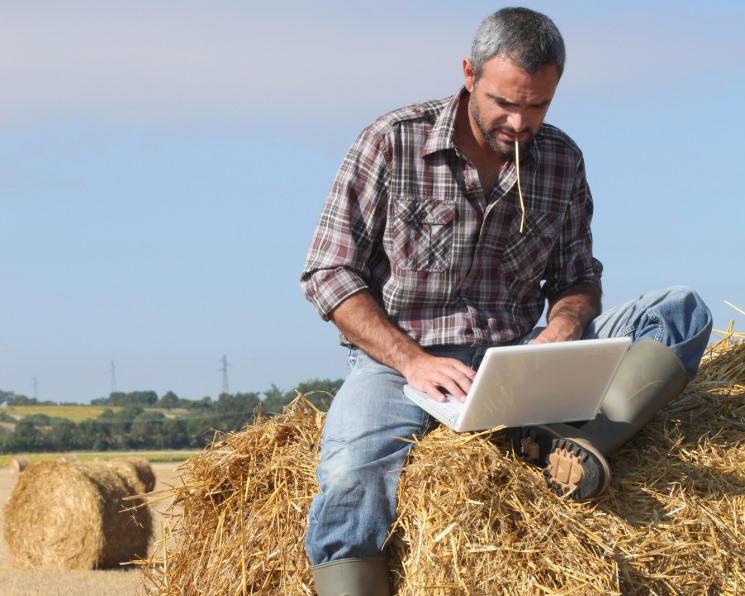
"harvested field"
141,336,745,594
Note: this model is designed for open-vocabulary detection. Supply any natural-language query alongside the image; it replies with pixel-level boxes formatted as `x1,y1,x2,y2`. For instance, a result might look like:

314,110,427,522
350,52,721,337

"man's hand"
329,291,475,402
400,352,476,403
533,284,602,344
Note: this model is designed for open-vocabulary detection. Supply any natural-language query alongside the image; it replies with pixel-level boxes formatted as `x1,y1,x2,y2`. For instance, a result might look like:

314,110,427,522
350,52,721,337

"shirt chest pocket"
500,210,563,283
389,197,456,272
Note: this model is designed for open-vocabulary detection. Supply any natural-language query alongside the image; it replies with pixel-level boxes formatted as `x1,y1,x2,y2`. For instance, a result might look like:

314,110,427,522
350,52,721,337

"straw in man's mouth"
515,138,525,233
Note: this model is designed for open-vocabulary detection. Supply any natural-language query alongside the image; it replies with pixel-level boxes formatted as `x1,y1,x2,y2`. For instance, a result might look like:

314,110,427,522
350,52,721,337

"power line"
110,360,117,394
219,355,230,395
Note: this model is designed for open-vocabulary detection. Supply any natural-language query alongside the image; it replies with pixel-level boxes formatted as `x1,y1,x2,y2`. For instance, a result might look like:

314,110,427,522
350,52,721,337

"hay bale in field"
8,457,30,474
109,457,157,493
4,458,154,570
141,339,745,595
141,398,325,594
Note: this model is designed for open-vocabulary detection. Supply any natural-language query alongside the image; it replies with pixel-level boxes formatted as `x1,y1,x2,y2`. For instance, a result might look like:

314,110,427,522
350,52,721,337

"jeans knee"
669,285,713,337
320,448,370,492
317,438,403,496
652,286,712,380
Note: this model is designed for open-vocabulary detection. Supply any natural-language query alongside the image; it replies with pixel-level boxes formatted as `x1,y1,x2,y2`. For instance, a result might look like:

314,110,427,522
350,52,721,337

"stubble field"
0,461,185,596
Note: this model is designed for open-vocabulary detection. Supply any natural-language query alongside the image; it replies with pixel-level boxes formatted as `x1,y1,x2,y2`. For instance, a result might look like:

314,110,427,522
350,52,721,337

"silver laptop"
403,337,631,432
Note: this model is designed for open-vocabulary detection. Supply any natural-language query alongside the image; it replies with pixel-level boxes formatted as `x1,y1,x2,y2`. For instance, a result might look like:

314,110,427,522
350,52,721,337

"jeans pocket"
347,349,373,374
390,197,455,272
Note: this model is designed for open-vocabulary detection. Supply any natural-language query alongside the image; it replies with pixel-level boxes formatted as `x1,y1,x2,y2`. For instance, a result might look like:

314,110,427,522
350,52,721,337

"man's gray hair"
471,7,565,80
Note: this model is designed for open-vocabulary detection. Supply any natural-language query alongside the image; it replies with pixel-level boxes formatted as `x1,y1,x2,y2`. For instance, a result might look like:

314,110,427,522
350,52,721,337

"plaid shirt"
301,89,603,348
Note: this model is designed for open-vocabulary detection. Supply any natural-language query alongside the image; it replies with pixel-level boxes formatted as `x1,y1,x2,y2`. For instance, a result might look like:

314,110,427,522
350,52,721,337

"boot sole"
544,437,610,500
513,426,610,500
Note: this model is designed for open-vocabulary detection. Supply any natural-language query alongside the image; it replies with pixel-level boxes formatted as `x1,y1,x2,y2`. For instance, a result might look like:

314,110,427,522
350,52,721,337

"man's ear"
463,58,476,93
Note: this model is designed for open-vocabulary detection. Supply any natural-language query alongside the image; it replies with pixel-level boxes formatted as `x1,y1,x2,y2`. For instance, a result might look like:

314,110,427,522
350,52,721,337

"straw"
140,341,745,594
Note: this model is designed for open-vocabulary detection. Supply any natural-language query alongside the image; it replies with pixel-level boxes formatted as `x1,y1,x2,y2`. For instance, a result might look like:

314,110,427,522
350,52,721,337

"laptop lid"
403,337,631,432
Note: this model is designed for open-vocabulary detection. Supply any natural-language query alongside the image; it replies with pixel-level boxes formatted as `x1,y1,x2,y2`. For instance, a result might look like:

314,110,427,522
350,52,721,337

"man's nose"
507,111,526,133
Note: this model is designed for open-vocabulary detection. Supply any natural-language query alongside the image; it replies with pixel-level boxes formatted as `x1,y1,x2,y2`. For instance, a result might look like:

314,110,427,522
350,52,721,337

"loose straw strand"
515,139,525,233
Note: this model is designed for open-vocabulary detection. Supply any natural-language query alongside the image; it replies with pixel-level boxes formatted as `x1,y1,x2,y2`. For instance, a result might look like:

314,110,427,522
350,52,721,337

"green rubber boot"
579,339,688,455
516,339,689,499
312,556,391,596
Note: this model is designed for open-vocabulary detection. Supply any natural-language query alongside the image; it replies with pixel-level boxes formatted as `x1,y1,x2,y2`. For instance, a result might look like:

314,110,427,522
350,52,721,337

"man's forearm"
329,290,426,374
537,284,602,343
328,290,476,401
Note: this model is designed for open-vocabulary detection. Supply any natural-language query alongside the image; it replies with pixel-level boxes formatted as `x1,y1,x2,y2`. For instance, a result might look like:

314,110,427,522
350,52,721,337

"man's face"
464,54,560,157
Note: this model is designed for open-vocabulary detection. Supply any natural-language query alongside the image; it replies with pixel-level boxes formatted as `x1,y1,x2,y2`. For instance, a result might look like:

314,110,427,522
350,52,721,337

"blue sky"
2,1,744,403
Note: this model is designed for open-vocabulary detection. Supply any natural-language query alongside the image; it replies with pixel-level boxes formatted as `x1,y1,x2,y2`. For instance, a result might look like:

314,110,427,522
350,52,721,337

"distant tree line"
0,379,342,454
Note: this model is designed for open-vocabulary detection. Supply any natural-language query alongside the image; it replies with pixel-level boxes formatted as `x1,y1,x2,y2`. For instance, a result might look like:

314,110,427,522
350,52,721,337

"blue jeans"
581,286,712,380
305,286,712,564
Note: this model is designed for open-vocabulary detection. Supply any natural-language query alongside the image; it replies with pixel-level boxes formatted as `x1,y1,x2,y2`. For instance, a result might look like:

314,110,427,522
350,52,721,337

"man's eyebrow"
488,93,517,106
487,92,551,109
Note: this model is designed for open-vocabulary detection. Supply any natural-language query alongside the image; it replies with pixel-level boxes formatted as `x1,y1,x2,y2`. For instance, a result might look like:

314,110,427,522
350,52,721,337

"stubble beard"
469,95,535,157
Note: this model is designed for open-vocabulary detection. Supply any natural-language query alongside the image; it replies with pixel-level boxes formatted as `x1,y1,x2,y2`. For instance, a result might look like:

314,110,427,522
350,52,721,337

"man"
300,7,712,595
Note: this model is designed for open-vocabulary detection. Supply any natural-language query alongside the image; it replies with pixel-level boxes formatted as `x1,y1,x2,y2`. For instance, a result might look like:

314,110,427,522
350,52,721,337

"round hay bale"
103,457,156,494
124,457,156,493
3,459,153,570
58,453,78,463
8,457,30,474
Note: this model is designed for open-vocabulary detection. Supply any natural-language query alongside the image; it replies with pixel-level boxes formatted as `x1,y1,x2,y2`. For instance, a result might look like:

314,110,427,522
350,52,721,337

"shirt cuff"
301,267,370,321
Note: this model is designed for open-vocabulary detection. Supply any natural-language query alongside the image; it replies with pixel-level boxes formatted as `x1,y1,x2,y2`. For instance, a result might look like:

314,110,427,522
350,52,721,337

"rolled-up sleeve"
300,125,390,320
541,155,603,301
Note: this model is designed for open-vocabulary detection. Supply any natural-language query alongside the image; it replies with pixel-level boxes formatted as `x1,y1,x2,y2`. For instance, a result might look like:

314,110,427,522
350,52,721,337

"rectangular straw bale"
142,341,745,595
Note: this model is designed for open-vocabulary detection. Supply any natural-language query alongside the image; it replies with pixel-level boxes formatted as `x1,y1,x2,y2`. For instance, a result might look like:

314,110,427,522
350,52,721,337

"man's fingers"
416,358,475,402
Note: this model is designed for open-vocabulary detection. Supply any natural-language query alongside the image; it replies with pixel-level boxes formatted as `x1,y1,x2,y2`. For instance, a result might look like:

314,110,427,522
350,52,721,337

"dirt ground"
0,461,185,596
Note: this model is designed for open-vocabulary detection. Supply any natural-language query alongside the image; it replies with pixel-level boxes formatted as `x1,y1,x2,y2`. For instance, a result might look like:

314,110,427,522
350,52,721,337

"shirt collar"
421,88,464,157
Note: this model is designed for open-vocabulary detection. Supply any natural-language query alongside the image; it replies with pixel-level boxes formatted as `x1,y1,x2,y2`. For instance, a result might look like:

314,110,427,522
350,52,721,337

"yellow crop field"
3,405,122,422
0,450,201,468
